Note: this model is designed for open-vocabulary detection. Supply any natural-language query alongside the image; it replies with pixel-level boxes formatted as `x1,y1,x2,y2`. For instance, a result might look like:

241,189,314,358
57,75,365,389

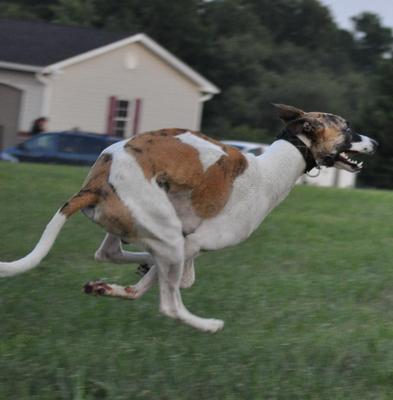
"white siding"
0,69,44,131
48,42,202,134
300,167,356,188
335,169,356,188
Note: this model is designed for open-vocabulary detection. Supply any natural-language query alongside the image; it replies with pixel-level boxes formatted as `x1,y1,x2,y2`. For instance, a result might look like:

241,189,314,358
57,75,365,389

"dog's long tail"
0,191,98,277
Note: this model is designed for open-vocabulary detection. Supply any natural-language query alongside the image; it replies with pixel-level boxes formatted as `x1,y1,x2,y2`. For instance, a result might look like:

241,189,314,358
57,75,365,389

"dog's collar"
276,129,317,173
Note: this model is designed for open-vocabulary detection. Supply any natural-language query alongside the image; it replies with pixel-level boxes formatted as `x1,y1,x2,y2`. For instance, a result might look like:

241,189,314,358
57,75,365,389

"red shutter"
132,98,142,136
106,96,117,135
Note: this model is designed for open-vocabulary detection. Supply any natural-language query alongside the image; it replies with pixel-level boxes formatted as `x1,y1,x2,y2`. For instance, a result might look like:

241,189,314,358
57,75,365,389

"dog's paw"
203,319,225,333
84,281,112,296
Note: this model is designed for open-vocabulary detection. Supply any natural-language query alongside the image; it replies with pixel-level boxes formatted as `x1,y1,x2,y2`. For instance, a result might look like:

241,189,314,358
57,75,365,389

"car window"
58,136,108,155
248,147,263,156
23,135,57,152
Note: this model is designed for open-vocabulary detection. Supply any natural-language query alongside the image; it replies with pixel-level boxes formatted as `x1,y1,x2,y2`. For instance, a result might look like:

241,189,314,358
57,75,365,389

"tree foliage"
352,12,393,69
1,0,392,187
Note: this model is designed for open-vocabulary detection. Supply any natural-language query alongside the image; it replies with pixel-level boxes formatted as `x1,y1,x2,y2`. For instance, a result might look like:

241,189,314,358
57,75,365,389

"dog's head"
274,104,378,172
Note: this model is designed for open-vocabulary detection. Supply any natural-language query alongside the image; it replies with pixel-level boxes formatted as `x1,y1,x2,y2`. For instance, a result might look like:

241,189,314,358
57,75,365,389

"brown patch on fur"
191,146,248,218
301,112,347,160
94,187,135,238
125,129,248,219
60,191,98,217
125,129,202,183
62,154,135,238
61,154,112,217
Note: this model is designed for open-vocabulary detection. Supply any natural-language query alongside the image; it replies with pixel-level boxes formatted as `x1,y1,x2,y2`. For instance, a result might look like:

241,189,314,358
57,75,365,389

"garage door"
0,83,22,149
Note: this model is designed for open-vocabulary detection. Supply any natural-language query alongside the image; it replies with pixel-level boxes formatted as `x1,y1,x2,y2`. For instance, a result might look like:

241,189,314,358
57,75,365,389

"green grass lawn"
1,162,393,400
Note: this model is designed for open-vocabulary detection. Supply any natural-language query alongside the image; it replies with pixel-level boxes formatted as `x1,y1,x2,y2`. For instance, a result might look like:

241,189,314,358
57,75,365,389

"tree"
51,0,99,26
0,3,36,19
358,59,393,188
0,0,390,188
352,12,393,70
0,0,56,19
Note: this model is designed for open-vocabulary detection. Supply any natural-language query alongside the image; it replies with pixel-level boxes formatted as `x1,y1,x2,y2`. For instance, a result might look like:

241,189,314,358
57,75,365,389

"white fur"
184,140,306,252
349,135,376,153
0,211,66,277
177,131,226,171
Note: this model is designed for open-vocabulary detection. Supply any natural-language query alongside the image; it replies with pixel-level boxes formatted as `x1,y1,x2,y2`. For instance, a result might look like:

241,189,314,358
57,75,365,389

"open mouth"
336,151,364,172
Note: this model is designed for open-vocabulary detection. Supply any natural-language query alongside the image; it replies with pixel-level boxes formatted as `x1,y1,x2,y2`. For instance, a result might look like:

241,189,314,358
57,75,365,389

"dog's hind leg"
84,265,158,300
85,233,157,299
94,234,153,266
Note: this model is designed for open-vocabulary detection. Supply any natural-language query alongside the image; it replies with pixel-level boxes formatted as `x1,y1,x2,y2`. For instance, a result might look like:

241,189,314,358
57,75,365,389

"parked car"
221,140,267,156
0,131,120,166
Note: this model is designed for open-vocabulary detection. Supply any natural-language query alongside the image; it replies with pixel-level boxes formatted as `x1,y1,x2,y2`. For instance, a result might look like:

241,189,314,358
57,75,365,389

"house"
0,19,219,149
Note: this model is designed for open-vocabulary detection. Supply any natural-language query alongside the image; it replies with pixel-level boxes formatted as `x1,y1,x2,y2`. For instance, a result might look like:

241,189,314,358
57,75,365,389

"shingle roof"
0,18,129,67
0,18,220,94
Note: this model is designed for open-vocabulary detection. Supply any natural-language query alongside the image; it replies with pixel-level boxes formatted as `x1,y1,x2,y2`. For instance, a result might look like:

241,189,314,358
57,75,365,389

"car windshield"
23,135,57,152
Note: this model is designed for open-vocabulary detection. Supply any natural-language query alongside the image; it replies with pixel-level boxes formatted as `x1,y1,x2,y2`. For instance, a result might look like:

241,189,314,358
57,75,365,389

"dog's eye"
303,122,312,132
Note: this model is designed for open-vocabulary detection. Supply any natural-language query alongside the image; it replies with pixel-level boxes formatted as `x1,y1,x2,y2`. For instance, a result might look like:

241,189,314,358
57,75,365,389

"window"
23,134,57,152
107,97,142,137
113,100,129,137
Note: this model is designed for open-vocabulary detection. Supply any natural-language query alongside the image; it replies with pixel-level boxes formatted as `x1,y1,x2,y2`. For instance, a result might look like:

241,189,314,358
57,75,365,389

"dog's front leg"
149,238,223,332
180,258,195,289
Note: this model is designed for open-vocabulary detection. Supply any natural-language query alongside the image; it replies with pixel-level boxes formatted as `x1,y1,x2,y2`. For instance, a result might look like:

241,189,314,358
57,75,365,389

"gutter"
0,61,42,73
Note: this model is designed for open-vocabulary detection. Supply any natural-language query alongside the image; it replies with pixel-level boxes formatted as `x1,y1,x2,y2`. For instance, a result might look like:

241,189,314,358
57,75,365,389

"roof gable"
0,19,219,94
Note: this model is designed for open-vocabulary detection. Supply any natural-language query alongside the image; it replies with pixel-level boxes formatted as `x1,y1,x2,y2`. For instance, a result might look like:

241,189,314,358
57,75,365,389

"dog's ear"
286,117,323,140
272,104,305,123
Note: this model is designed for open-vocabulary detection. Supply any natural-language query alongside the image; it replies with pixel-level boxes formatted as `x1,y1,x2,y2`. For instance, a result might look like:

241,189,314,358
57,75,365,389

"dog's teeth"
358,161,363,167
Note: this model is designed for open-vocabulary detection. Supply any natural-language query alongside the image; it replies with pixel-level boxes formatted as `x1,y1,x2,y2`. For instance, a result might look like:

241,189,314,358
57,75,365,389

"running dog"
0,104,378,332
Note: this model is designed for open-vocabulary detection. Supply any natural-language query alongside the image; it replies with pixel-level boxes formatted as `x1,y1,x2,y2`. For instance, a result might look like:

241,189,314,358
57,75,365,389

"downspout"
195,92,214,130
35,70,54,118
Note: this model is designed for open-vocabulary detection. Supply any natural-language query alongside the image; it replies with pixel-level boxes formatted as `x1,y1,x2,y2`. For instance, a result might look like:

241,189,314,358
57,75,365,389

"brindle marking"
306,112,348,159
283,109,349,162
